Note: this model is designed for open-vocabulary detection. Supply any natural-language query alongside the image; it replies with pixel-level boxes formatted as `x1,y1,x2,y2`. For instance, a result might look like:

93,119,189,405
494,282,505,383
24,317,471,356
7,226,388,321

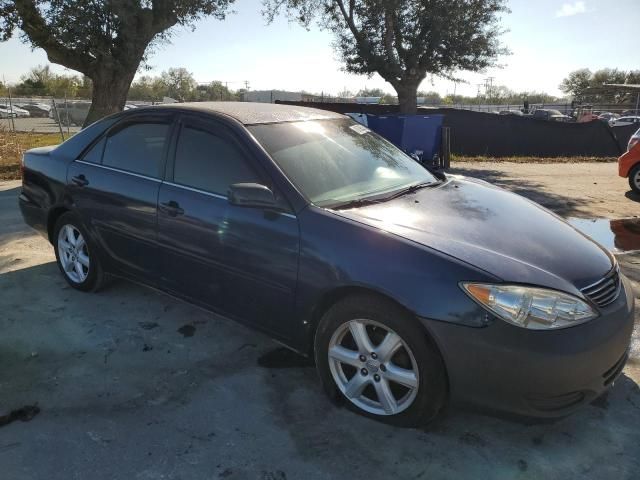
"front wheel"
53,212,104,292
629,164,640,194
314,295,447,427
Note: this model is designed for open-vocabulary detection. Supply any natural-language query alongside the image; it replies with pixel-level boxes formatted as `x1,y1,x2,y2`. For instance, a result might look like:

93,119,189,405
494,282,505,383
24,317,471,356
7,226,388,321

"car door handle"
71,175,89,187
160,200,184,217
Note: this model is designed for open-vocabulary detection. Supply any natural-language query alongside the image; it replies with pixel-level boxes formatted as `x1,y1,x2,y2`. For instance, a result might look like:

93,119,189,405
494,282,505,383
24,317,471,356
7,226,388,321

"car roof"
144,101,345,125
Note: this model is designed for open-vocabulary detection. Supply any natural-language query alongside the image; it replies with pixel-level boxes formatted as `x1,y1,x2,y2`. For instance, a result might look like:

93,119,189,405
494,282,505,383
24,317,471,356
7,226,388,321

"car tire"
314,294,448,427
629,164,640,195
53,212,105,292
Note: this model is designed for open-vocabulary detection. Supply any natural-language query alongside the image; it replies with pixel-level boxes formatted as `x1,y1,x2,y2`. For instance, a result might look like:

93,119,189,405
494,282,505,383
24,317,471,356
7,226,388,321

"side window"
82,137,105,164
103,122,169,178
173,125,259,195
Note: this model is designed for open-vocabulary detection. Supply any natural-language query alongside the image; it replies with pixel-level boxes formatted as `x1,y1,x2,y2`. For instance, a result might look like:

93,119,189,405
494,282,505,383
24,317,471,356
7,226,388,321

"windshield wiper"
329,181,440,210
385,181,440,200
330,197,389,210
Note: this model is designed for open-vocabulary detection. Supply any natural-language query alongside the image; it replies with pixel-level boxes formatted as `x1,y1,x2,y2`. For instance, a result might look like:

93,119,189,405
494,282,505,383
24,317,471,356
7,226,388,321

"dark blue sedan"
19,102,635,426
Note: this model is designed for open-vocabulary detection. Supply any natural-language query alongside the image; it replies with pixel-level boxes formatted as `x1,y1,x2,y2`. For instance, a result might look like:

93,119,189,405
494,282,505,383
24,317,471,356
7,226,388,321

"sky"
0,0,639,97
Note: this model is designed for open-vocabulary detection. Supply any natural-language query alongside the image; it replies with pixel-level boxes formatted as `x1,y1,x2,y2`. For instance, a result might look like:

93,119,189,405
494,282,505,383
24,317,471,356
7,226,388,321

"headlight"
461,283,598,330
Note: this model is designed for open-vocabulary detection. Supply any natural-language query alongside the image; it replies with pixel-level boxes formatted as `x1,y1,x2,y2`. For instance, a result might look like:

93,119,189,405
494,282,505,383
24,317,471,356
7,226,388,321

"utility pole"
485,76,495,107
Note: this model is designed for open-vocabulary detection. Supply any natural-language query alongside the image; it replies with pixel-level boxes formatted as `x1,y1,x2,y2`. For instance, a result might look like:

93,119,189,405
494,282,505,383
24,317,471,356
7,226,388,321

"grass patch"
0,129,62,180
452,155,618,164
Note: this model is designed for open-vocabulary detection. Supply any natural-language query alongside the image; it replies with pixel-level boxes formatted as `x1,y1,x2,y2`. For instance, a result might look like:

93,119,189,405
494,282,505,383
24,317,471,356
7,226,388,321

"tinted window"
103,122,169,178
174,125,258,195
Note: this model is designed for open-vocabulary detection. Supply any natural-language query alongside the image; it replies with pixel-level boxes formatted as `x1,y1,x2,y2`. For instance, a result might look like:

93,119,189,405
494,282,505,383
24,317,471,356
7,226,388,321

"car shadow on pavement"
624,190,640,204
1,262,639,478
449,166,596,218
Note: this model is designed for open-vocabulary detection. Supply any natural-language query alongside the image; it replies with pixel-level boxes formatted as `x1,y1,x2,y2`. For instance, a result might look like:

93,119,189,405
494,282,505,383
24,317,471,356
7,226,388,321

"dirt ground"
1,166,639,479
451,161,640,219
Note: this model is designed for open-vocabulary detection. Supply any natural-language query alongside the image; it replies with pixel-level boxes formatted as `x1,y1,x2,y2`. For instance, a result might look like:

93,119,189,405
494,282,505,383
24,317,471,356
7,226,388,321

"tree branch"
13,0,90,73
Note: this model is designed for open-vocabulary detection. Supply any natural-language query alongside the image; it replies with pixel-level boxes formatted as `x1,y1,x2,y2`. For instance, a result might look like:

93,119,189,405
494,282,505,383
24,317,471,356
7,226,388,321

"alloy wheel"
328,319,419,416
57,224,90,284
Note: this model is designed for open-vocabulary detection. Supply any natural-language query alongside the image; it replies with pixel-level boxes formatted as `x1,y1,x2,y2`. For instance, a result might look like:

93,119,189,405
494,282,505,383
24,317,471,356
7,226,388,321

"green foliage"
263,0,508,112
356,88,385,97
127,69,238,102
560,68,640,104
0,0,235,125
11,64,88,97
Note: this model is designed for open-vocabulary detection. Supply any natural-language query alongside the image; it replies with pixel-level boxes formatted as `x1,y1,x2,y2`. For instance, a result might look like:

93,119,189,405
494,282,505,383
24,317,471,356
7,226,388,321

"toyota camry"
19,102,634,426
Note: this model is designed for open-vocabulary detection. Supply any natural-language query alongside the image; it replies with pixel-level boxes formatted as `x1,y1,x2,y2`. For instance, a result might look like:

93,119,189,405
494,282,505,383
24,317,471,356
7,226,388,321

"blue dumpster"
365,114,444,162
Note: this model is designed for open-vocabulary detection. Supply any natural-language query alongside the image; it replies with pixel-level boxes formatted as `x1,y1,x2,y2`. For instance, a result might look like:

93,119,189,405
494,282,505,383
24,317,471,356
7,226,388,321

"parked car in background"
598,112,620,123
0,105,18,118
610,116,640,127
532,109,572,122
17,103,51,118
618,127,640,194
49,101,91,126
499,110,523,116
19,102,634,426
1,105,31,117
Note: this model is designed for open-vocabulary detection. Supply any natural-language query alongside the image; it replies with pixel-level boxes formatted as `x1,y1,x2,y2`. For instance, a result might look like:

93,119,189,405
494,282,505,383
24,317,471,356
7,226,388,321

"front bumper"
425,274,636,418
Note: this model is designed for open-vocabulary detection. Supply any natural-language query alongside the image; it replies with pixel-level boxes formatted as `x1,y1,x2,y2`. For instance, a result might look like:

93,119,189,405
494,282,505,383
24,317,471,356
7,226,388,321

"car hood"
331,176,614,295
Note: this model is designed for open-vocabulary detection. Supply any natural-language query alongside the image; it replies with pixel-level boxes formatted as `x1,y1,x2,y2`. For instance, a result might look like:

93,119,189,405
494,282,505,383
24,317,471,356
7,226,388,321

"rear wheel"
54,212,104,292
630,164,640,194
314,294,447,427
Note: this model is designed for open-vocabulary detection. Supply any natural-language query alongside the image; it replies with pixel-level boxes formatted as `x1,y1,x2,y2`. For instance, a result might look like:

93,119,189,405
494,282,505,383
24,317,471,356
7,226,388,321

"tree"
195,80,238,101
560,69,594,100
160,68,198,102
264,0,507,114
0,1,234,126
417,91,442,105
357,87,385,97
13,64,86,97
560,68,640,104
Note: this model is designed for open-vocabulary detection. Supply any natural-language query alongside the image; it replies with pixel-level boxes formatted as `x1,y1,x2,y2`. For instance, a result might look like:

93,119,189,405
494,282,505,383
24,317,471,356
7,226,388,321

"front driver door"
157,115,299,339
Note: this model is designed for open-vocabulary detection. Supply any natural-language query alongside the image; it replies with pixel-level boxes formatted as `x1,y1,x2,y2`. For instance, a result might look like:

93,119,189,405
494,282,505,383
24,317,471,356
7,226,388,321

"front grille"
581,266,621,308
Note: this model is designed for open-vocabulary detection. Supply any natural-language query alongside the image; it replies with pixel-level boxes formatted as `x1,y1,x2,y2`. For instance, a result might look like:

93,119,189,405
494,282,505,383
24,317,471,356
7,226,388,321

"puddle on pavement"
257,347,313,369
567,217,640,253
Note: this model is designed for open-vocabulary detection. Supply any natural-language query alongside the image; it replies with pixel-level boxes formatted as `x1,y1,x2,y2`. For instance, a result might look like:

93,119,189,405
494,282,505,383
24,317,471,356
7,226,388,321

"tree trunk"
396,83,419,115
83,69,136,127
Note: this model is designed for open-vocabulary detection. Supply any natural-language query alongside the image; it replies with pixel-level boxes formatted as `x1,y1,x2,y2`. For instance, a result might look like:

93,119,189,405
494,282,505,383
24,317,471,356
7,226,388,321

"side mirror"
228,183,279,209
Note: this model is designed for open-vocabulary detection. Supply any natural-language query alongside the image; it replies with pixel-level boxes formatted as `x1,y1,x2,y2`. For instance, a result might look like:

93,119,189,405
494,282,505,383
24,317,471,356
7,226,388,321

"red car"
619,127,640,194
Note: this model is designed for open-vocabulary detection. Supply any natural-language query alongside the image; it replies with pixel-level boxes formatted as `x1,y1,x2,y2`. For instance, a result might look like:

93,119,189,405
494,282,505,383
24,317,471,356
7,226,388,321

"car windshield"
248,118,438,208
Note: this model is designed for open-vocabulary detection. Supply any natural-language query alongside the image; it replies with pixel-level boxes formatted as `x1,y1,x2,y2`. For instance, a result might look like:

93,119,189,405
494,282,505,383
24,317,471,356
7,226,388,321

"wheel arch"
307,286,448,375
47,205,72,244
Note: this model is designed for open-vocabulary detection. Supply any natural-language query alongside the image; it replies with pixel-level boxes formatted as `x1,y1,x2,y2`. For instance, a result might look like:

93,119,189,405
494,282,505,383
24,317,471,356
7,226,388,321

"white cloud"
556,1,587,17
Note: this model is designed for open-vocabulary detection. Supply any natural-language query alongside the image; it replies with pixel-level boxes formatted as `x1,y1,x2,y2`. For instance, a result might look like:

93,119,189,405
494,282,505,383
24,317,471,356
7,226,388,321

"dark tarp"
276,101,625,157
611,124,639,152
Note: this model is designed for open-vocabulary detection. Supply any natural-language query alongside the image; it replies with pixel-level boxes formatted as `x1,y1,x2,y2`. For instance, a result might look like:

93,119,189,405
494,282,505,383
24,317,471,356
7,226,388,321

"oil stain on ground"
177,324,196,338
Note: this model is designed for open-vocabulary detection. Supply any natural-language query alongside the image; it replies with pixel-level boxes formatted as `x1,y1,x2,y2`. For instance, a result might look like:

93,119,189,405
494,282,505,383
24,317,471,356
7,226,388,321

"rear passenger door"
67,114,174,283
157,115,300,337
